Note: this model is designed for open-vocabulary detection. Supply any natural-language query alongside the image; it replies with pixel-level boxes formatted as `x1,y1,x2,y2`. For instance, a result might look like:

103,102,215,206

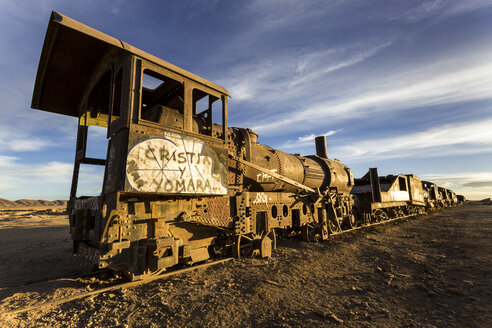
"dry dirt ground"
0,204,491,327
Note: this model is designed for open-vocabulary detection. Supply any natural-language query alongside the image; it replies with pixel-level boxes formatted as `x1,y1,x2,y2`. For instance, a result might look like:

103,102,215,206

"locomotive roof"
32,11,229,118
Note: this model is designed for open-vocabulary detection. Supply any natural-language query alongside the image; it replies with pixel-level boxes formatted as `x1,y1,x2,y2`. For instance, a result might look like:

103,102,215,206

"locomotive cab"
32,12,232,276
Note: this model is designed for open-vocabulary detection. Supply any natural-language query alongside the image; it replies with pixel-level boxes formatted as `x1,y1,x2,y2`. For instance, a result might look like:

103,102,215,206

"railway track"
330,212,422,236
23,268,112,286
3,212,427,317
2,257,233,316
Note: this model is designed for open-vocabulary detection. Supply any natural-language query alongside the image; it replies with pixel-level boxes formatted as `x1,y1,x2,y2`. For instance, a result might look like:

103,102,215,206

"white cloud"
288,41,392,88
209,0,492,137
272,118,492,160
243,0,345,37
273,129,344,153
0,156,72,198
0,128,52,152
333,118,492,161
419,171,492,200
420,172,492,183
221,40,391,104
0,156,103,200
401,0,492,23
0,155,72,183
244,0,492,34
297,129,343,143
252,59,492,134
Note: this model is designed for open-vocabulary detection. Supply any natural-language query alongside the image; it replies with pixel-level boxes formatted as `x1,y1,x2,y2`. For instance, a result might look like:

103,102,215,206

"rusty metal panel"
406,174,426,205
125,130,228,194
381,177,410,202
103,129,129,194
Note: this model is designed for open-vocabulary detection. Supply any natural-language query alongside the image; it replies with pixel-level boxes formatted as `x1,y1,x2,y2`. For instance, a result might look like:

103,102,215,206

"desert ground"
0,202,491,327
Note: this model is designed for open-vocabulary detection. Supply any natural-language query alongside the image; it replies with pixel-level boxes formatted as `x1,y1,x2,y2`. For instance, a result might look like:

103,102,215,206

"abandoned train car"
422,180,441,210
31,12,464,278
32,12,357,277
351,168,427,223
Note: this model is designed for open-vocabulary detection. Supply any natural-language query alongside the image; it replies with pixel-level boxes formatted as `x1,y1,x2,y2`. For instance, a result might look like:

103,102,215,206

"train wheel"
344,213,358,229
302,223,317,242
327,217,341,234
234,230,276,259
373,209,388,222
234,234,256,258
321,221,329,240
302,222,328,241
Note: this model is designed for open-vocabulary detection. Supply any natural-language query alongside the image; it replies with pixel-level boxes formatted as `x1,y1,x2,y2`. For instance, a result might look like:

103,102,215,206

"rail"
2,257,233,316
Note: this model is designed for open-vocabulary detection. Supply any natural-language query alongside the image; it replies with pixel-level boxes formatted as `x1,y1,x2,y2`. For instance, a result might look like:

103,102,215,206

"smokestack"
315,136,328,159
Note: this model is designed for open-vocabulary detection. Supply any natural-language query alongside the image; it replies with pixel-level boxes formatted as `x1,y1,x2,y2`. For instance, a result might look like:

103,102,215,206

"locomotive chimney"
315,136,329,159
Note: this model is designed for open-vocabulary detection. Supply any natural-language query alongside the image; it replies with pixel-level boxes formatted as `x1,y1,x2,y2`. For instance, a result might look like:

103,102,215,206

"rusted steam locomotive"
32,12,464,278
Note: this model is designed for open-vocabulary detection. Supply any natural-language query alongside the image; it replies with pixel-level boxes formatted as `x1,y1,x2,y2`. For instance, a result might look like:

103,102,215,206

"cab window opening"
193,89,216,136
193,88,223,138
140,69,185,130
399,177,407,191
139,67,225,139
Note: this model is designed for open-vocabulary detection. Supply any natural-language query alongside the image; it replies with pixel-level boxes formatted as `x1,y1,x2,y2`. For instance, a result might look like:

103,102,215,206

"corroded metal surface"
31,12,464,278
126,132,228,194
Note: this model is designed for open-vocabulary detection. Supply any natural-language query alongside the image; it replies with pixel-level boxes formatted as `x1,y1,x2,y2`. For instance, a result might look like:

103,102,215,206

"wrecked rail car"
31,12,464,278
351,169,427,223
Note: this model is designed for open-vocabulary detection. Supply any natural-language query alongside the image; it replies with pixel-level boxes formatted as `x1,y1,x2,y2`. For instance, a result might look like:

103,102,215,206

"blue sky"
0,0,491,200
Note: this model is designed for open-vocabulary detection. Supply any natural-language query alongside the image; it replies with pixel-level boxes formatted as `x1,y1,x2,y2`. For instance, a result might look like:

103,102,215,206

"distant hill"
468,198,492,205
0,198,67,208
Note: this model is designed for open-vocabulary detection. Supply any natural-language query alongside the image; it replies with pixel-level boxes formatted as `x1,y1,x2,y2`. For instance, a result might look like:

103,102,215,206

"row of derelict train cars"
33,12,466,279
